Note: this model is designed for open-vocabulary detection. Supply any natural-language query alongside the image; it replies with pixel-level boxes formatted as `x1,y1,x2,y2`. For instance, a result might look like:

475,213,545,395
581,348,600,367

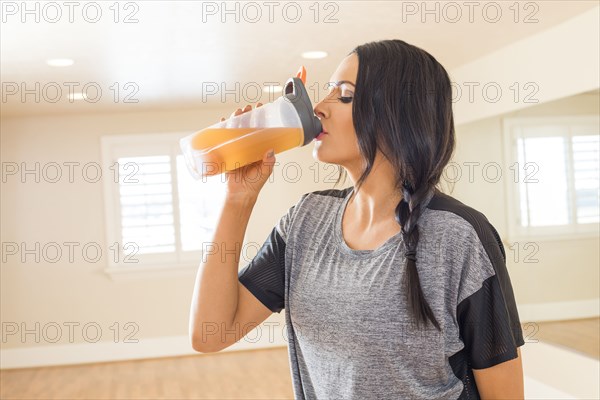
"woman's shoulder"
423,190,505,263
277,187,351,235
307,186,353,200
293,186,353,211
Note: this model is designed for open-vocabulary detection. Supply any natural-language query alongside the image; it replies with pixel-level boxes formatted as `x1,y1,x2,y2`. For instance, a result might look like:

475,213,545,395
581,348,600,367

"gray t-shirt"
238,186,525,400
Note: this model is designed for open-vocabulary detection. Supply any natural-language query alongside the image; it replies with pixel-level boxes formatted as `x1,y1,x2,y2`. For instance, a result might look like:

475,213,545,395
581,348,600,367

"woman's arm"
472,347,524,399
189,194,257,352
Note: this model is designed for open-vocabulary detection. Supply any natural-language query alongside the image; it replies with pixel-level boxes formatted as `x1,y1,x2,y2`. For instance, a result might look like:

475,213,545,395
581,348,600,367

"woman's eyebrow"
327,80,356,87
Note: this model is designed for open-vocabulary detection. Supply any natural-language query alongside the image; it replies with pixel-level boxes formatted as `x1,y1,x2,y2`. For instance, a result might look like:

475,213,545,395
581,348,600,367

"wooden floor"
1,347,294,400
528,317,599,359
1,318,598,400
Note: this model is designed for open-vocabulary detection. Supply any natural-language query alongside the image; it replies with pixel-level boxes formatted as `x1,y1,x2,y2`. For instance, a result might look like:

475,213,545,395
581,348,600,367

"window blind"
516,129,599,228
118,155,176,254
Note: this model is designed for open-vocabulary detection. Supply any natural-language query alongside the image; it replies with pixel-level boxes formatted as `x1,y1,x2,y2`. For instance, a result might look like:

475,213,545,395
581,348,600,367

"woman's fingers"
229,108,242,118
222,103,263,122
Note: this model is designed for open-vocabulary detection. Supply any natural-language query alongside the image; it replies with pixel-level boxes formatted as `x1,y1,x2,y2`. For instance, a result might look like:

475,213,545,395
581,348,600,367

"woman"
190,39,525,400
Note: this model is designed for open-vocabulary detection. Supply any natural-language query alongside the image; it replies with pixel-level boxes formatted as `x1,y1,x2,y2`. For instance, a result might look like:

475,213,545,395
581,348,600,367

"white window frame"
502,115,600,242
100,132,210,280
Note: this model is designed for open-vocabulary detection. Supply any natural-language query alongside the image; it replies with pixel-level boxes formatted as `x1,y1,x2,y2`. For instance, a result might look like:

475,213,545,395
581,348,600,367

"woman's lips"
315,131,328,141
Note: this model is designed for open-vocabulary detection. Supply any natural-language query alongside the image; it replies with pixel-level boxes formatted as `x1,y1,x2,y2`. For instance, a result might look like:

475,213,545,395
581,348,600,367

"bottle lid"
284,70,322,145
296,65,307,85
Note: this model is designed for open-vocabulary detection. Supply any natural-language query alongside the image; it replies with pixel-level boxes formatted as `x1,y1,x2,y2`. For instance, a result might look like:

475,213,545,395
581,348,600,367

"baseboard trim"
1,322,288,370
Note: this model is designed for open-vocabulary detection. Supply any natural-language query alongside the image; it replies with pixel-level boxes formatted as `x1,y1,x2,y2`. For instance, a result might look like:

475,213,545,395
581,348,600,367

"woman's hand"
219,103,276,201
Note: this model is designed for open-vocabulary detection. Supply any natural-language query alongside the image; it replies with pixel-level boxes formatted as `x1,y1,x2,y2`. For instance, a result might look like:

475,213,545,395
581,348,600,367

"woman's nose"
313,99,328,120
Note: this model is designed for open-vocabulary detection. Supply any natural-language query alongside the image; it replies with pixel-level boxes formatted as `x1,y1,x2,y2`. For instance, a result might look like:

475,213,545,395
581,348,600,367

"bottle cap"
284,70,322,145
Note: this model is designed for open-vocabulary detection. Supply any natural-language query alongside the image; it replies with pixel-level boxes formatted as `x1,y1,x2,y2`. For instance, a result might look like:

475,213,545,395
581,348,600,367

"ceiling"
1,1,598,117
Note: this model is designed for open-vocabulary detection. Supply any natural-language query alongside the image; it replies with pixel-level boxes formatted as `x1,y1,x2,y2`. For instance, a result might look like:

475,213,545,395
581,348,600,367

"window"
101,133,226,279
503,116,599,241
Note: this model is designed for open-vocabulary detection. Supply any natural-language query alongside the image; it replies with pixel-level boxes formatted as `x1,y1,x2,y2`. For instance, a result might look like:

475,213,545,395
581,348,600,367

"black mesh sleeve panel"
457,221,525,370
457,275,525,370
238,226,286,313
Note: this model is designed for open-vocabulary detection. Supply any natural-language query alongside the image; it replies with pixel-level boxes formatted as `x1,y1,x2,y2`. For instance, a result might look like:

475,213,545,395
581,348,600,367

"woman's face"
312,53,361,169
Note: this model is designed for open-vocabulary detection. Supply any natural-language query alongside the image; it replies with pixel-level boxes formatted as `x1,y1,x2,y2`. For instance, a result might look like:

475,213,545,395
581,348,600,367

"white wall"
451,92,600,313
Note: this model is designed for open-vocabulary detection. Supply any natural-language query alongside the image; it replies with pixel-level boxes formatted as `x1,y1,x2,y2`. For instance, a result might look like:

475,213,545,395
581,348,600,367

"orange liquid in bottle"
190,127,305,176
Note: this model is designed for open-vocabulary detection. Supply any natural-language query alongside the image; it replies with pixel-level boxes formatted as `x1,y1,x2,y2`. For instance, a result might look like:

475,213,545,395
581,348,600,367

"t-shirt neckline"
334,186,405,258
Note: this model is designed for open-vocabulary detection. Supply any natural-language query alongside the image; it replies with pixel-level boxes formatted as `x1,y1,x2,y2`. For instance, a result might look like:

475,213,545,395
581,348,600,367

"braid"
395,180,441,331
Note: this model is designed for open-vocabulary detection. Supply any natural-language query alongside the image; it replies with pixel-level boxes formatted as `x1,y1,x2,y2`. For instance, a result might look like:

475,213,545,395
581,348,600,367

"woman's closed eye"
325,81,354,104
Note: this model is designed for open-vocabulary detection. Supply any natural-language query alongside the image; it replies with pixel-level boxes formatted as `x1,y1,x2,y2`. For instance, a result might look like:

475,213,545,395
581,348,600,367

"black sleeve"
237,194,305,314
238,226,286,313
456,221,525,370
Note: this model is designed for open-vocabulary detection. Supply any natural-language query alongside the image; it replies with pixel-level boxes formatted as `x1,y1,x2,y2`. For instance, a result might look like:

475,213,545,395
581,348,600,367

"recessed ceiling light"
263,85,283,93
46,58,74,67
69,92,87,101
301,51,328,59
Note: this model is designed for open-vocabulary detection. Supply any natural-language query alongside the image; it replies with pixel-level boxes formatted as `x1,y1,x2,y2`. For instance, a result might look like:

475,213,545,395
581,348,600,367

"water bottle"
180,66,322,179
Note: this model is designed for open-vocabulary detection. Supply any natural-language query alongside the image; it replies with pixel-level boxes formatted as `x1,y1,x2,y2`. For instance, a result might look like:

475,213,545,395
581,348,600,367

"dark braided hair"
333,39,456,331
